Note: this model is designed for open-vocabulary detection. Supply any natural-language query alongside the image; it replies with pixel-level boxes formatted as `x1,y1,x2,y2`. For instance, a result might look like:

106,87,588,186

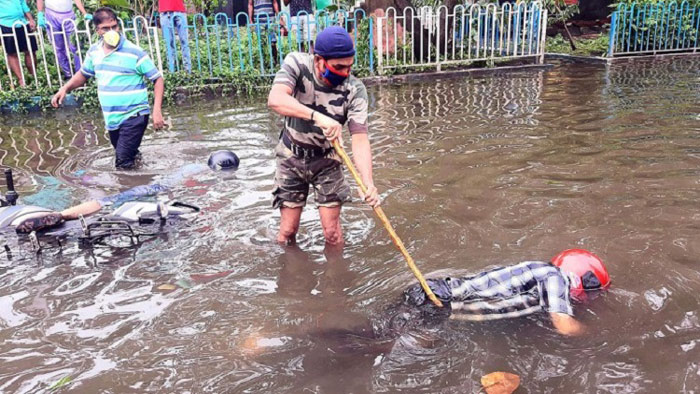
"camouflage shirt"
273,52,369,149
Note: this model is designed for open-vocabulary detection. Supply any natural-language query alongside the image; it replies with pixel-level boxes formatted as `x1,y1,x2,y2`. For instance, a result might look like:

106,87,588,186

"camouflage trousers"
272,140,351,209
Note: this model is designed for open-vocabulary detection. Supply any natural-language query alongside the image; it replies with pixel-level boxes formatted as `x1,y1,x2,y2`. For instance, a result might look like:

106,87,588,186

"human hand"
314,112,342,142
152,110,165,130
359,183,380,207
84,13,93,21
51,89,66,107
37,12,46,28
28,19,37,31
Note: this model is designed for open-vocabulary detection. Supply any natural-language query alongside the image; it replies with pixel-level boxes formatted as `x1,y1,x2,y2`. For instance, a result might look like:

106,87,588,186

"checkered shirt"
445,261,574,321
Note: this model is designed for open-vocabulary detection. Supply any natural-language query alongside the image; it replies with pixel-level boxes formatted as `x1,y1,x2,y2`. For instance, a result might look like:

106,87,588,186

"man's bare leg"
319,205,343,248
278,206,302,244
60,200,103,220
24,51,37,80
6,53,24,87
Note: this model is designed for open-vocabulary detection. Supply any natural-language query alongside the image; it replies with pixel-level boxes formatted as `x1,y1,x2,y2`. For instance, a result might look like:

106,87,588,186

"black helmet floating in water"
208,150,240,171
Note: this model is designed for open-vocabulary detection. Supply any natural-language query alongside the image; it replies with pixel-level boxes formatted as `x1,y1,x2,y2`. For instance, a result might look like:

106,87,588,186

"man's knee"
278,223,298,243
323,226,343,246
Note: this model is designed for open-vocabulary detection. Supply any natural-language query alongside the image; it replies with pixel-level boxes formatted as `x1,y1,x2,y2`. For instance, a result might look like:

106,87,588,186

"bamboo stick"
332,139,443,308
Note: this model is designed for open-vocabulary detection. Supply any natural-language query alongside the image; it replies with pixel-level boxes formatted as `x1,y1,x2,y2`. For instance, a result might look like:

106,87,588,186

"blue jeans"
161,12,191,72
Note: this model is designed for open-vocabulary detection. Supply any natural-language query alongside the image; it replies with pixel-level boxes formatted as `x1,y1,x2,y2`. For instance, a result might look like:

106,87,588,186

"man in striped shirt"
404,250,611,336
51,7,165,169
249,0,281,62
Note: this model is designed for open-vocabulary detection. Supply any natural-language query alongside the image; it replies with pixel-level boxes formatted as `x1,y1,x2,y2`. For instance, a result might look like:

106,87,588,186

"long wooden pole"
332,139,443,308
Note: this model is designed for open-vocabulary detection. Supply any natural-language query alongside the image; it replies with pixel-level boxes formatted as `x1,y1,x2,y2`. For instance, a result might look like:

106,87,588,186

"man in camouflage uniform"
268,26,379,247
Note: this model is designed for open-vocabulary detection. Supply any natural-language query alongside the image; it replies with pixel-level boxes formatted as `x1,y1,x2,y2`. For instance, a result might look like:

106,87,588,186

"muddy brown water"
0,57,699,393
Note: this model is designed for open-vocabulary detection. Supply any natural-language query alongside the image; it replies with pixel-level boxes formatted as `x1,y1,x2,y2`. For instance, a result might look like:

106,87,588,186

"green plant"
612,0,700,8
609,0,699,52
546,33,609,56
544,0,579,25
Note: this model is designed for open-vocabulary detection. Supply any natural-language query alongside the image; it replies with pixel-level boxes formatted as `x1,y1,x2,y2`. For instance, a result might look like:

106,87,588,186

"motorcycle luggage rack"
78,215,158,246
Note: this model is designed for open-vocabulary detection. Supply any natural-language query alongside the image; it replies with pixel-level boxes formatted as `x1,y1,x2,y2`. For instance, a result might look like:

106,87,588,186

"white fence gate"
376,2,547,74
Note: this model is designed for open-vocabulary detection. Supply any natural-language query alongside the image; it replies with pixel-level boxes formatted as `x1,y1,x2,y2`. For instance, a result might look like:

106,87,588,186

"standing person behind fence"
268,26,379,247
249,0,281,63
284,0,314,52
50,7,165,169
159,0,191,73
0,0,38,87
36,0,92,80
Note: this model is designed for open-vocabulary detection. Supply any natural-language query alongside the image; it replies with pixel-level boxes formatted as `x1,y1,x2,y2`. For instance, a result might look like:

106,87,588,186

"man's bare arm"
268,84,314,120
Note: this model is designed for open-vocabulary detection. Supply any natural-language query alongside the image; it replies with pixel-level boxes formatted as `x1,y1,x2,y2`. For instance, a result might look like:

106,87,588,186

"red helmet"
552,249,610,299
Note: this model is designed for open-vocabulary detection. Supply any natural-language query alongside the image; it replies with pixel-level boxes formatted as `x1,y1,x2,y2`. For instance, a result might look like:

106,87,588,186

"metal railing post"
539,8,547,63
377,16,383,74
369,14,374,74
608,11,617,57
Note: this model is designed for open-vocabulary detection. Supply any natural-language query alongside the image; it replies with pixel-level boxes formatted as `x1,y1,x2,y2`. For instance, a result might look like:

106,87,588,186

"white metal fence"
0,16,162,91
375,2,547,73
1,4,549,93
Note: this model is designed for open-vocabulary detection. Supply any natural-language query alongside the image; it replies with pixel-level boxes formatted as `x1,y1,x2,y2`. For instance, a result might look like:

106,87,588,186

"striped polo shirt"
80,35,162,131
253,0,275,23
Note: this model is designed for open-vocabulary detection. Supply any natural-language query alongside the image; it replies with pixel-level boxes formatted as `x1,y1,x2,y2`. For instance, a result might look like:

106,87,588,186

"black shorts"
1,25,38,55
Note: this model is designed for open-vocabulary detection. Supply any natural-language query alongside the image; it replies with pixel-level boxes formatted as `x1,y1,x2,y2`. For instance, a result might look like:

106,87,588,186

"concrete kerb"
545,53,611,64
545,51,700,65
605,51,700,63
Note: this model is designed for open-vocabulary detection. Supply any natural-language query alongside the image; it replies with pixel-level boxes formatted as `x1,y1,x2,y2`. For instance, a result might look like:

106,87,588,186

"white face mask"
103,30,120,47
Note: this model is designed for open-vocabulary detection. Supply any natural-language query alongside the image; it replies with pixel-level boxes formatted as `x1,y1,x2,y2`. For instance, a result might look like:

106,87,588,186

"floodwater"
1,56,699,393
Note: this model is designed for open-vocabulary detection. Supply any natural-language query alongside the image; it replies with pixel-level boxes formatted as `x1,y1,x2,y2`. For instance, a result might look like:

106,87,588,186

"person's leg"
62,14,81,75
173,12,191,73
291,16,301,52
307,14,316,51
23,51,37,79
52,29,71,77
319,205,343,247
312,158,351,247
272,140,310,243
6,53,24,86
160,13,177,72
108,128,120,149
278,206,303,244
45,9,71,77
2,27,22,86
269,27,278,64
60,200,102,220
19,26,38,79
113,114,148,169
300,16,308,53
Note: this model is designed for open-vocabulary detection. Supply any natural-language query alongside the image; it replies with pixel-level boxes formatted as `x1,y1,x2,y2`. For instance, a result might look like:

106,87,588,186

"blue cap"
208,150,239,171
313,26,356,59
